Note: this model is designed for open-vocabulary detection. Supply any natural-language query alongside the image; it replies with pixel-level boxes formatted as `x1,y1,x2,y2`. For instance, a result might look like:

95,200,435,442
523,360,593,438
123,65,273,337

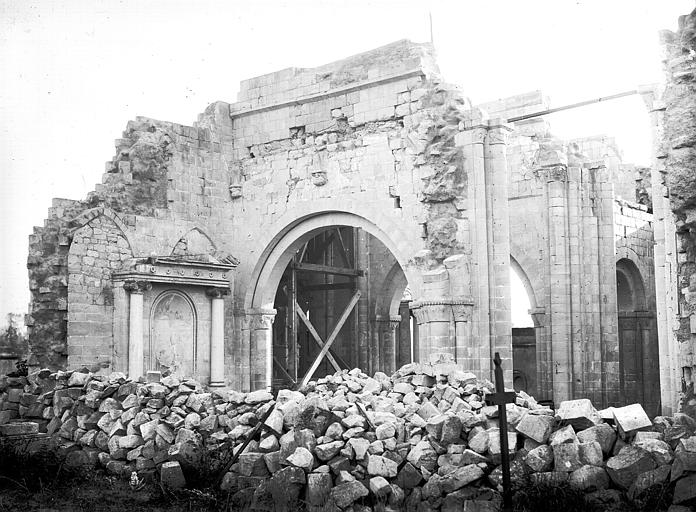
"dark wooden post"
485,352,516,511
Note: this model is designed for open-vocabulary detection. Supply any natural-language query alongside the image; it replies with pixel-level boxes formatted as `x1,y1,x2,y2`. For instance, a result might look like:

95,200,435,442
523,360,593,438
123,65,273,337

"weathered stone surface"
306,472,332,506
555,399,598,431
440,464,484,492
515,413,554,443
569,465,609,491
553,442,583,472
577,423,616,455
578,440,603,467
613,404,652,437
606,446,657,489
524,445,553,472
634,438,673,466
0,421,39,436
673,472,696,504
330,481,368,508
160,461,186,489
549,424,577,446
367,454,398,478
369,476,391,497
287,446,314,472
627,465,671,502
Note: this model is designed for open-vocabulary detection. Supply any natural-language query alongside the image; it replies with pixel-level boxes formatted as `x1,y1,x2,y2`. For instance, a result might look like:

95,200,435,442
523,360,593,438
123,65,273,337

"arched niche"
148,289,198,377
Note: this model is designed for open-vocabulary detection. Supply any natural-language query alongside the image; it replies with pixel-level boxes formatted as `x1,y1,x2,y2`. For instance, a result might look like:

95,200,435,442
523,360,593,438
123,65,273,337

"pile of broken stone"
1,363,696,512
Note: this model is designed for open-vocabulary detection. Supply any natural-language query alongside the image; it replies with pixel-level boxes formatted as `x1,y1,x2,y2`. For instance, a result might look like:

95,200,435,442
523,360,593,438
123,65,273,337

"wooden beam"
273,356,296,385
301,290,361,387
295,302,342,373
334,228,353,268
293,262,363,277
302,282,354,292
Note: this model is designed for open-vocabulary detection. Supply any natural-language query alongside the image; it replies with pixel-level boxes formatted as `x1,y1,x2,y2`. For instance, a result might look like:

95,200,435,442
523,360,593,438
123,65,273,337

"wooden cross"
485,352,516,512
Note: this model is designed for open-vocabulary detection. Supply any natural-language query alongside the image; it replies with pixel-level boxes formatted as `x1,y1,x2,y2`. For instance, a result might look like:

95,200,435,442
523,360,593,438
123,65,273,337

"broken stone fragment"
329,481,369,509
568,465,609,492
549,424,578,445
439,464,484,492
286,446,314,472
578,441,603,467
367,454,398,478
553,442,583,472
515,412,554,443
606,446,657,490
524,445,553,472
673,472,696,504
627,465,671,502
306,472,332,506
576,423,617,455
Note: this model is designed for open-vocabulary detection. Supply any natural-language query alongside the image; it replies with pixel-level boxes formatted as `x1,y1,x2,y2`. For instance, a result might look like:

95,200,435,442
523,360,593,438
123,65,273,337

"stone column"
452,302,475,368
374,315,401,374
247,308,276,391
410,300,455,364
207,288,230,387
124,280,151,380
538,160,573,402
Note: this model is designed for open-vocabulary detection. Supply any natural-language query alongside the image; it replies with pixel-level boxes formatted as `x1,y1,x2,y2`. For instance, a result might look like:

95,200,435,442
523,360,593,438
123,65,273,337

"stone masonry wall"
661,8,696,415
66,214,133,370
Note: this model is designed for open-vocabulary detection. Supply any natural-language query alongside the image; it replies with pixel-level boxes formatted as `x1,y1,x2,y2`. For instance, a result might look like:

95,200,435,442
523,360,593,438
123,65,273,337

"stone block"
515,413,554,443
367,454,398,478
369,476,391,497
555,399,599,431
627,465,671,502
569,465,609,492
329,481,368,508
553,442,583,472
287,446,314,472
0,421,39,436
524,445,553,472
160,461,186,489
307,472,332,506
606,446,657,490
577,423,616,455
549,424,578,445
439,464,484,492
612,404,652,438
579,441,603,466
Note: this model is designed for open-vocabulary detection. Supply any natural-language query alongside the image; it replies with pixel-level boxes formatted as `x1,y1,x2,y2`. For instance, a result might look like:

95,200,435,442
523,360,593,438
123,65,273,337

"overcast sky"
1,0,692,326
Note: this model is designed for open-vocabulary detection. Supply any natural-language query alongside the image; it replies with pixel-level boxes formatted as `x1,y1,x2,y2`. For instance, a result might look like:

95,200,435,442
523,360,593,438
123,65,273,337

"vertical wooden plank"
290,255,298,382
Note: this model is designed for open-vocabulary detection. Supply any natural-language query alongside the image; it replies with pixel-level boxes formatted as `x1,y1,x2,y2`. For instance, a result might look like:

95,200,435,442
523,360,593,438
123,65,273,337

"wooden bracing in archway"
272,227,364,389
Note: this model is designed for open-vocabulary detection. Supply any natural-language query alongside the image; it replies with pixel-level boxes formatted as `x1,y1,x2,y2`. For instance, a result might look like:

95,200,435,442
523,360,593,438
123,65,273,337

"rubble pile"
2,363,696,511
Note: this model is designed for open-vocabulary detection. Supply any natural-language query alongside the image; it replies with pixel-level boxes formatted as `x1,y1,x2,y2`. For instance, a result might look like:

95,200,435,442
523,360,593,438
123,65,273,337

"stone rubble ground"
1,364,696,511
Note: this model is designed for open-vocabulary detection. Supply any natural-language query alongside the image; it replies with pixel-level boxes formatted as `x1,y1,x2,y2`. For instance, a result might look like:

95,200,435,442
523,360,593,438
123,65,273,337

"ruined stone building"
25,39,666,415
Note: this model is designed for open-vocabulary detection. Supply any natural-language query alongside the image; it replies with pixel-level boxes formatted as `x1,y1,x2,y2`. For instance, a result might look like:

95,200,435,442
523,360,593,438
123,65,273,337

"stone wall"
659,8,696,415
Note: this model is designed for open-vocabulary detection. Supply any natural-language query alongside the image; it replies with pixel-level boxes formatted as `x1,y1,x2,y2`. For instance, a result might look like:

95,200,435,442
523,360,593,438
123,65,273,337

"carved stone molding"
534,164,568,183
206,288,231,299
229,184,243,199
123,280,152,294
311,170,327,186
410,298,474,324
246,308,277,330
389,315,402,331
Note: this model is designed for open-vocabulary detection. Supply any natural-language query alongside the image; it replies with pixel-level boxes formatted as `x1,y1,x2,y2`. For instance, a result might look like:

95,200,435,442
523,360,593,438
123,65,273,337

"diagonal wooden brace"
300,290,361,387
295,301,341,373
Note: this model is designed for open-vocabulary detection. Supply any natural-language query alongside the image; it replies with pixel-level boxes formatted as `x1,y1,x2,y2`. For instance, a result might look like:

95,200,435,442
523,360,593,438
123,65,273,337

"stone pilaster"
206,288,230,387
536,147,573,403
246,308,276,391
529,307,551,400
124,280,151,380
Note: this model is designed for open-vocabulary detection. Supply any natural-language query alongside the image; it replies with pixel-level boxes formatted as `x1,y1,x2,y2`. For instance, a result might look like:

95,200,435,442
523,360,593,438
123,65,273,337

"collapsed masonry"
25,38,664,414
2,363,696,510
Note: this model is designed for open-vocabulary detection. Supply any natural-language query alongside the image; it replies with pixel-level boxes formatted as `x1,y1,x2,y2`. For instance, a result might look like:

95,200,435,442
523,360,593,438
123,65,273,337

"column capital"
206,288,231,299
534,164,568,183
124,280,152,294
245,308,277,330
410,298,474,324
389,315,402,331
